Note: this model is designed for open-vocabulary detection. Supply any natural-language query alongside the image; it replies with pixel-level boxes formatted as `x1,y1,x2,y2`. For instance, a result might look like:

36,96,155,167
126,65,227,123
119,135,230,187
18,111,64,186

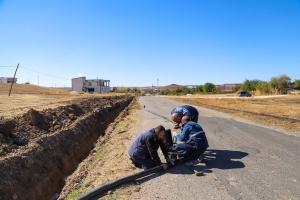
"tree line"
159,75,300,96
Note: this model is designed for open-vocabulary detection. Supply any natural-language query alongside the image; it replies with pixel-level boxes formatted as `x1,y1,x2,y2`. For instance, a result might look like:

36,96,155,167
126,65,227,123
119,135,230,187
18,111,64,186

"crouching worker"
174,116,209,166
128,125,170,170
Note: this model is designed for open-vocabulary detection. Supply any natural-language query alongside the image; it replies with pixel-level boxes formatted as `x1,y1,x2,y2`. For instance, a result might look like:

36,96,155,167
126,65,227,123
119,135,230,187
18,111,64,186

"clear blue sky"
1,0,300,87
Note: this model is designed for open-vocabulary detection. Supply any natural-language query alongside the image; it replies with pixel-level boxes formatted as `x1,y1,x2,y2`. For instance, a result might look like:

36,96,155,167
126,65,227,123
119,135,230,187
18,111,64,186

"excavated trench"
0,95,134,200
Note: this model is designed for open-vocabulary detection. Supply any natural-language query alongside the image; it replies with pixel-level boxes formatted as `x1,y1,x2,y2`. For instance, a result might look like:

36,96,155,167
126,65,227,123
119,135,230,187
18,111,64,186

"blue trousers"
131,155,157,170
175,143,206,161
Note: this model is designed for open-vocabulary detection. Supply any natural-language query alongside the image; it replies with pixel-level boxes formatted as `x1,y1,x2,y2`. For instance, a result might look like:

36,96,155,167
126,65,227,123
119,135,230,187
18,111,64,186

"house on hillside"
220,83,242,92
72,77,110,93
0,77,17,83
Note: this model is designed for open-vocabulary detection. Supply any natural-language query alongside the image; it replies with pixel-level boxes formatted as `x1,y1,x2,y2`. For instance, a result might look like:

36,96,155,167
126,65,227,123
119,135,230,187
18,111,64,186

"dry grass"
0,84,128,118
165,95,300,131
0,83,70,95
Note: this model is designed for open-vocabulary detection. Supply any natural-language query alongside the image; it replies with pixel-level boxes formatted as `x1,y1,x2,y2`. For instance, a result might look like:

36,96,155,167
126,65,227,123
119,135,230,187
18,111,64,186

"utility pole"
8,64,19,96
38,75,39,86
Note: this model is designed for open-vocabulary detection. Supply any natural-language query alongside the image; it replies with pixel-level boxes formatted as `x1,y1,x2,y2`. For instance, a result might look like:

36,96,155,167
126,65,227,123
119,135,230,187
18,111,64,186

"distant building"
0,77,17,83
220,83,242,92
72,77,110,93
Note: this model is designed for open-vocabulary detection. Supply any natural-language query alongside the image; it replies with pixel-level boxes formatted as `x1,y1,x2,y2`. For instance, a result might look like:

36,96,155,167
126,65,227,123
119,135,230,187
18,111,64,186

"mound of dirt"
0,118,16,136
0,95,134,200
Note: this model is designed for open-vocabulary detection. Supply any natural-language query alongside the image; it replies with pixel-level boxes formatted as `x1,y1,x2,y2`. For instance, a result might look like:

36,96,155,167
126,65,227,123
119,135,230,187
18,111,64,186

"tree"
203,83,215,93
294,79,300,90
256,81,271,93
233,85,241,92
269,74,291,90
215,86,222,93
181,86,190,95
195,85,203,93
175,87,182,94
241,79,261,91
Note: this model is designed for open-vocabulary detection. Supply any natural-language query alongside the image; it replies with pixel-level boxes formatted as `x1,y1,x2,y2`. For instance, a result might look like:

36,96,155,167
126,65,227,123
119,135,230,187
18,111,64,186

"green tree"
181,86,190,95
195,85,203,93
256,81,271,93
203,83,215,93
233,85,241,92
175,87,182,94
269,74,291,90
241,79,261,91
294,79,300,90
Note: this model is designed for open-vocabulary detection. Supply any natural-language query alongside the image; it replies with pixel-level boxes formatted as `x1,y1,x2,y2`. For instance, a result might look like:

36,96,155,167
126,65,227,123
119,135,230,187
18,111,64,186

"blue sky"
1,0,300,87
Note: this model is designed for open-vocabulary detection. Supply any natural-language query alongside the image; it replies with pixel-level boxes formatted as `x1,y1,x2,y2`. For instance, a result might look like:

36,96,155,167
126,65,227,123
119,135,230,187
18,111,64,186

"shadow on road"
203,149,248,170
136,149,248,184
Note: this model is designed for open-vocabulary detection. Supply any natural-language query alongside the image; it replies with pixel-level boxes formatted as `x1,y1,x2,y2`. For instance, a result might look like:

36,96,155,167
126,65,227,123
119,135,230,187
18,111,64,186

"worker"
173,116,209,166
171,105,199,129
128,125,170,170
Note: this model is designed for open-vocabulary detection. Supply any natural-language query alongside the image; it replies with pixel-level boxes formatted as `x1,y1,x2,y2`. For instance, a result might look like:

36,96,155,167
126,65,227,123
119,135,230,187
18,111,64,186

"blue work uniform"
128,128,168,169
171,105,199,123
175,121,209,160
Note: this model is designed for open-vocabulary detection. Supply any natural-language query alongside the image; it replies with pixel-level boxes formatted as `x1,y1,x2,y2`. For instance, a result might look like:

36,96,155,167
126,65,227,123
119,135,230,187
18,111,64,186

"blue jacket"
171,105,199,122
176,121,209,150
128,129,168,165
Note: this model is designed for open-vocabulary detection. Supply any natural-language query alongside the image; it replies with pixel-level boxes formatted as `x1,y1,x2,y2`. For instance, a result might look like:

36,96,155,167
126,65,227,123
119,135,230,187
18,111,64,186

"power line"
19,66,70,80
0,66,16,67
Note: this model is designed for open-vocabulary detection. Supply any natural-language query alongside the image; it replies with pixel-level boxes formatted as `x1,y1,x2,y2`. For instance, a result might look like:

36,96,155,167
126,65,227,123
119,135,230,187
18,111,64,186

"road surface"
131,96,300,200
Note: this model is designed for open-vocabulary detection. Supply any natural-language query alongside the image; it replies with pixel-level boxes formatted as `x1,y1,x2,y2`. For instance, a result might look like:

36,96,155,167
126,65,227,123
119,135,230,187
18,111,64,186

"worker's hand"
166,158,174,165
174,124,180,129
161,163,168,170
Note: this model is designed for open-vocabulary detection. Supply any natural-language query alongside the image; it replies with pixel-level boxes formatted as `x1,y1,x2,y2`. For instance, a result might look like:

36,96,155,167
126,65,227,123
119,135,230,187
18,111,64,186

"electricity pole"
8,64,19,96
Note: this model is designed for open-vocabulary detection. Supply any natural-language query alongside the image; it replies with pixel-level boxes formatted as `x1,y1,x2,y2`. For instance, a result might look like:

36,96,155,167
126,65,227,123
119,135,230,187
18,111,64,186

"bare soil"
0,95,134,200
59,97,142,200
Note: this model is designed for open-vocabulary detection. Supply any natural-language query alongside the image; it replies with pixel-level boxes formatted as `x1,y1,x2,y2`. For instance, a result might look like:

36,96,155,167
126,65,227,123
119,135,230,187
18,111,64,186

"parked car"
238,91,252,97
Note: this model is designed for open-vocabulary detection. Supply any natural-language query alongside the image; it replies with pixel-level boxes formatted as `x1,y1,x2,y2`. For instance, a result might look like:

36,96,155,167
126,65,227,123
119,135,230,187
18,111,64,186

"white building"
72,77,110,93
0,77,17,83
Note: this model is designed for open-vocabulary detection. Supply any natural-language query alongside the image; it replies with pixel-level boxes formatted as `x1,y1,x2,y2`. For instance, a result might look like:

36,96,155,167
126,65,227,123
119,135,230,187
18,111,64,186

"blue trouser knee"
175,143,205,161
131,155,157,170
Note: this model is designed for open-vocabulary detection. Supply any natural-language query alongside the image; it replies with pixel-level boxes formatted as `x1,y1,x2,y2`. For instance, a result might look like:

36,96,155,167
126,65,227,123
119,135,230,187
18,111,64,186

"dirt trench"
0,95,134,200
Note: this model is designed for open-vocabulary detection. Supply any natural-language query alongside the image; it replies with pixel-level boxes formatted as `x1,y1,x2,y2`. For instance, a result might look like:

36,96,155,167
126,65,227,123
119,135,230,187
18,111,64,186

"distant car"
238,91,252,97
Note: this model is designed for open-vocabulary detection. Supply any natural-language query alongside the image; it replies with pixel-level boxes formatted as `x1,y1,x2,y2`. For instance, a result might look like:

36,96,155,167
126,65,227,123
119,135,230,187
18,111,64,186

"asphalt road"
132,96,300,200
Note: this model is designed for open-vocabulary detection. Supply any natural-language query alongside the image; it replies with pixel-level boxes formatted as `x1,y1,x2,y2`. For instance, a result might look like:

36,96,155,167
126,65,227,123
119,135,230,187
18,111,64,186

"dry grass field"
164,95,300,131
0,84,119,118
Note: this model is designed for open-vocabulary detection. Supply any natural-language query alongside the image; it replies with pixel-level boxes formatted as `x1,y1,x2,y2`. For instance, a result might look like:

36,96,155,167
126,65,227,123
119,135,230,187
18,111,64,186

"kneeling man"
174,116,209,165
128,125,169,170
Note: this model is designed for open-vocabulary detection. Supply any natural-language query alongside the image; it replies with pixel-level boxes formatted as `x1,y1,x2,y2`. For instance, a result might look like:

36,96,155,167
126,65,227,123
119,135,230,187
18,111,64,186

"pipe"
77,159,185,200
77,165,164,200
145,109,174,124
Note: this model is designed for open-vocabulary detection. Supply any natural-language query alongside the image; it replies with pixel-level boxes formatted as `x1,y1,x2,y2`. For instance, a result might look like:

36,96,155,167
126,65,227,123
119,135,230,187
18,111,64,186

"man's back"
128,129,158,159
177,121,209,149
171,105,199,122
